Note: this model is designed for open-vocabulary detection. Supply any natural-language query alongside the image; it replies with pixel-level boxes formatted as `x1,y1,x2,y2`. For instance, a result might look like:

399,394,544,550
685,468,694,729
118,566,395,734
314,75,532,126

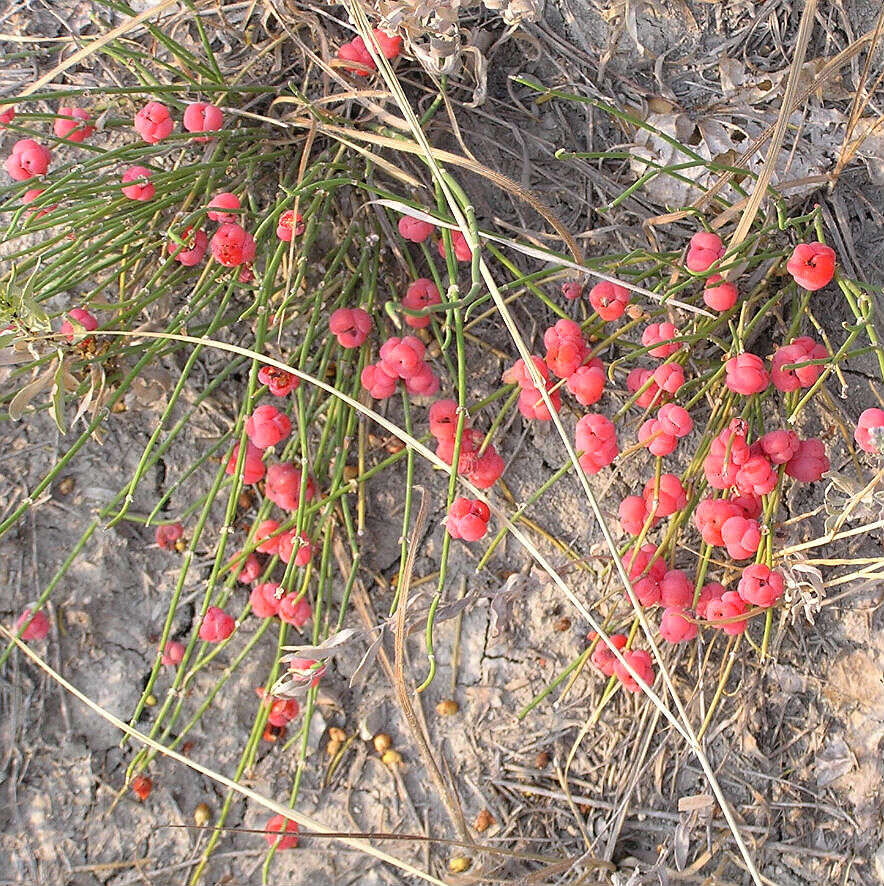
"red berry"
613,648,654,693
210,222,255,267
258,365,299,397
855,408,884,454
588,280,629,321
437,230,472,262
183,102,223,141
167,226,208,266
22,188,57,217
278,593,312,627
250,583,282,618
131,775,153,801
121,165,155,201
575,413,618,474
695,582,725,618
543,318,587,379
276,209,304,241
15,608,50,641
734,454,777,495
566,364,606,406
288,656,325,687
720,515,761,559
590,633,627,676
660,569,692,608
254,520,282,555
729,490,762,520
517,387,560,422
429,399,460,440
652,363,685,395
657,403,693,438
155,522,184,550
264,814,299,850
161,640,185,666
785,438,829,482
703,426,750,489
226,441,265,484
134,101,173,144
759,429,800,465
207,192,241,222
695,498,741,546
371,27,402,59
633,574,662,606
266,695,300,727
245,404,291,450
686,231,723,272
561,280,583,300
60,307,98,342
446,497,491,541
638,419,677,456
621,543,666,582
626,367,663,408
0,105,15,127
660,608,697,643
642,322,681,358
705,591,747,634
469,445,505,490
330,307,372,348
786,242,836,290
643,473,686,517
403,362,440,397
503,355,548,388
6,139,51,180
237,553,262,583
198,606,235,642
54,106,94,142
737,564,784,608
619,495,650,536
771,338,827,391
402,278,441,328
703,274,738,311
725,353,768,395
338,36,375,74
379,336,426,379
361,362,398,399
265,463,316,511
278,531,312,567
398,215,434,243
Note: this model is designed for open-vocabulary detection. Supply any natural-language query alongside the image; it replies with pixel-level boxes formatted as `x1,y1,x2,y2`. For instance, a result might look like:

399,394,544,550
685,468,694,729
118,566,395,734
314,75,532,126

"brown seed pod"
474,809,494,832
194,802,212,826
436,699,459,716
328,727,346,743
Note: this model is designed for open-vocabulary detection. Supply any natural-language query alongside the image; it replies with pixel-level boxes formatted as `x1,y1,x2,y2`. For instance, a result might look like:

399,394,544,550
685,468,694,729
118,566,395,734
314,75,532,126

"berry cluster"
429,399,504,489
337,28,402,75
362,335,440,399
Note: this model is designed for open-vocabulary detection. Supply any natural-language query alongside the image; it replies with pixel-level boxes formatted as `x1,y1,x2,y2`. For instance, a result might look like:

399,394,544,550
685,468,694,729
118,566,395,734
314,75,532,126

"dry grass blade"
391,488,472,843
0,626,449,886
726,0,818,256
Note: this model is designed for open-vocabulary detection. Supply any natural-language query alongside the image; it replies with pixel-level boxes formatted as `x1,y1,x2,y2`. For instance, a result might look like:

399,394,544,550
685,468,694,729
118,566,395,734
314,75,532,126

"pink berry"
6,139,51,180
642,322,681,358
771,338,827,391
695,498,741,546
361,362,398,399
619,495,650,536
198,606,235,642
380,335,427,379
167,227,208,266
703,424,750,489
0,105,15,127
729,490,762,520
575,413,618,474
660,608,697,643
245,404,291,450
330,307,372,348
338,36,376,75
155,522,183,550
660,569,693,608
638,419,677,456
264,814,299,850
207,192,241,222
161,640,185,666
265,463,316,512
437,230,472,262
705,591,747,635
734,454,777,496
720,515,761,559
258,365,299,397
643,473,686,518
279,593,312,627
134,101,173,144
703,274,738,311
786,242,836,290
15,608,50,641
544,318,587,379
226,441,265,485
276,209,304,241
371,27,402,59
402,278,441,328
626,367,663,408
398,215,434,243
237,553,262,584
429,399,460,440
652,363,685,395
759,429,800,465
254,520,282,554
588,280,629,321
657,403,692,438
210,222,255,267
737,564,784,608
22,188,57,217
182,102,223,141
855,408,884,454
633,574,662,607
279,531,312,567
121,165,155,201
785,438,829,482
60,307,98,342
621,543,666,582
54,106,94,143
469,447,505,489
724,352,769,395
566,364,605,406
613,648,654,693
403,362,440,397
503,355,548,388
561,280,583,300
686,231,724,272
446,497,490,541
589,633,627,676
695,582,725,618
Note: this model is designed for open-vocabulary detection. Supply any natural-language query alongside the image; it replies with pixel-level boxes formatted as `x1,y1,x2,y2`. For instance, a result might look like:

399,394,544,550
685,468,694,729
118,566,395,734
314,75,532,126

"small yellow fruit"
373,733,392,753
328,727,346,743
194,802,211,826
145,694,157,707
448,856,472,873
326,739,342,757
381,749,402,766
436,699,459,716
